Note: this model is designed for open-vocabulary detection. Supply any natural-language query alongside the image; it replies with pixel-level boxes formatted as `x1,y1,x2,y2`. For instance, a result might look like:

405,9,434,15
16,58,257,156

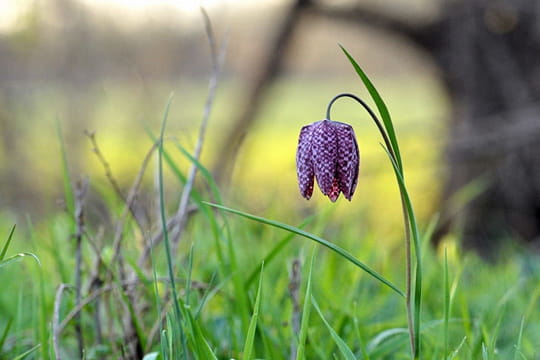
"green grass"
0,183,539,359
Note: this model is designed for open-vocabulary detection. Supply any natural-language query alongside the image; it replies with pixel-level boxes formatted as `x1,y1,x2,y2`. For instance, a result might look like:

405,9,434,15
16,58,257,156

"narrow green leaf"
312,297,356,360
244,216,315,288
0,318,13,352
157,93,187,360
173,141,223,205
12,344,40,360
340,45,403,172
160,329,169,360
0,224,16,261
185,244,194,306
0,252,40,269
352,302,370,360
296,248,315,360
513,317,525,360
56,121,75,219
243,264,264,360
204,202,404,297
194,272,226,319
381,145,422,356
444,248,450,358
183,304,218,360
367,328,409,358
482,342,488,360
448,336,467,360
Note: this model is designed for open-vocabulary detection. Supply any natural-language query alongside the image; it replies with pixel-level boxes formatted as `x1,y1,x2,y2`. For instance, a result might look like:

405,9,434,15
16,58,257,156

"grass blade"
381,145,422,356
339,45,403,172
56,121,75,219
0,252,40,268
448,336,467,360
296,248,316,360
444,248,450,358
12,344,40,360
312,297,356,360
157,93,187,359
0,318,13,352
243,263,264,360
1,224,16,261
204,202,404,297
173,141,223,205
244,216,315,288
482,342,488,360
513,316,525,360
367,328,409,358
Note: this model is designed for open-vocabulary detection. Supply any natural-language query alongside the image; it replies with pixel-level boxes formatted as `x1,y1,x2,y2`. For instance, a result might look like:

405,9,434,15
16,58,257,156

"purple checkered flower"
296,119,360,202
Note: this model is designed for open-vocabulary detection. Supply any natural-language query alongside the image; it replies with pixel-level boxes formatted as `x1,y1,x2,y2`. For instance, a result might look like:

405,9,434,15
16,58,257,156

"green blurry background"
0,0,447,238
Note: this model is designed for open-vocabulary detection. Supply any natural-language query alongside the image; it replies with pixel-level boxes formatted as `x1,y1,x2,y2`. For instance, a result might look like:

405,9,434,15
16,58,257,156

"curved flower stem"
326,92,416,357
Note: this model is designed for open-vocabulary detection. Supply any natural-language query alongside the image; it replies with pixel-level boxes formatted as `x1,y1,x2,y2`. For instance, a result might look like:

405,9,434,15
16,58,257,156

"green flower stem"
326,93,417,358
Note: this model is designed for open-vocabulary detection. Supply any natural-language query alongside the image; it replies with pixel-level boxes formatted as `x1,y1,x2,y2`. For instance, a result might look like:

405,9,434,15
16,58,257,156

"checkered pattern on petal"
335,121,360,200
311,120,339,197
296,124,315,199
296,118,360,202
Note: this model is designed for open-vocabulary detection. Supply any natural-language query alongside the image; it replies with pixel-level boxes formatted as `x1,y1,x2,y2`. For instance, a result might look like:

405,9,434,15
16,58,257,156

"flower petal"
335,121,360,200
296,124,315,199
328,178,340,202
311,120,339,197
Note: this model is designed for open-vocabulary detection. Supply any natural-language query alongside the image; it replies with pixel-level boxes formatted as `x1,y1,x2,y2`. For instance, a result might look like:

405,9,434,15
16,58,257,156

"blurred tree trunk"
212,0,311,185
218,0,540,255
425,0,540,254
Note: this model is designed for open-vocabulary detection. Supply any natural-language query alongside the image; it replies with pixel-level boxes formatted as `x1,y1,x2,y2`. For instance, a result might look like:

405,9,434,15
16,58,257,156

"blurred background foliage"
0,0,448,242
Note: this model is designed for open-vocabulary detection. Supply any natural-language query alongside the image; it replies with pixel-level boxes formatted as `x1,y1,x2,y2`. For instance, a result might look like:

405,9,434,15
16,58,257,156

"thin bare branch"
108,140,160,272
170,7,228,254
58,280,137,334
74,177,89,359
85,130,147,234
53,284,73,360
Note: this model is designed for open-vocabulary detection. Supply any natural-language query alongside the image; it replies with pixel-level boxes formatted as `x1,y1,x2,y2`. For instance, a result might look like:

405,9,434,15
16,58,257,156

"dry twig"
53,284,73,360
170,7,228,254
74,178,89,359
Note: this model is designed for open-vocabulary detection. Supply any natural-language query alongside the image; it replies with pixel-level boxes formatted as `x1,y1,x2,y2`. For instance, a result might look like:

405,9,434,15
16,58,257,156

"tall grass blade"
481,342,488,360
1,224,16,261
296,248,316,360
12,344,40,360
444,248,450,358
513,317,525,360
174,141,223,205
160,329,169,360
244,216,314,288
352,302,369,360
204,202,404,297
243,264,264,360
56,121,75,218
311,297,356,360
339,45,403,172
448,336,467,360
0,252,40,268
367,328,409,358
381,145,422,356
0,318,13,352
157,93,186,359
186,312,218,360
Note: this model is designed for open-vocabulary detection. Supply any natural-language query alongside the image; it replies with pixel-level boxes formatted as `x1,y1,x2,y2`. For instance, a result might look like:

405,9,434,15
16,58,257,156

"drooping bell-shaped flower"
296,119,360,202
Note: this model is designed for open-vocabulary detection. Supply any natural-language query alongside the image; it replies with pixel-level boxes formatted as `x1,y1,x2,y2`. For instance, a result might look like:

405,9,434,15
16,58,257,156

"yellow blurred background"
0,0,449,243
